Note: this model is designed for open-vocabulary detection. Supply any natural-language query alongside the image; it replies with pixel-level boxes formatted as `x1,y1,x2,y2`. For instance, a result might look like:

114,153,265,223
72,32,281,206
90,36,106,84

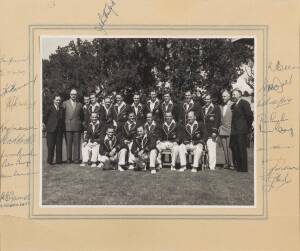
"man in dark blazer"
43,95,64,165
144,89,161,123
230,89,254,172
202,94,221,170
99,96,113,126
117,111,137,170
178,111,207,172
112,93,130,130
131,125,158,174
80,112,105,167
178,90,203,125
156,112,180,171
89,92,101,115
160,92,178,122
131,93,145,126
144,112,159,139
62,88,84,164
98,126,123,170
82,95,90,132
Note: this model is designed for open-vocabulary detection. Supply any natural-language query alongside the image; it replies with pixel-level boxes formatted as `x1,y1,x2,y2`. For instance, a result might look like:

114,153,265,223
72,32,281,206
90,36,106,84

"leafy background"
42,38,254,106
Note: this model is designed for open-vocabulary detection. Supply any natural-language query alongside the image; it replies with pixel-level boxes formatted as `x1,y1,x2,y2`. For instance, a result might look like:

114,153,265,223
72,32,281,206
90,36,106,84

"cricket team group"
43,88,254,174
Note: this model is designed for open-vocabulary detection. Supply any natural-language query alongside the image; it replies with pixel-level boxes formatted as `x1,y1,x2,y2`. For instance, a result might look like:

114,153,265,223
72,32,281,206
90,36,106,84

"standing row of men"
43,87,253,173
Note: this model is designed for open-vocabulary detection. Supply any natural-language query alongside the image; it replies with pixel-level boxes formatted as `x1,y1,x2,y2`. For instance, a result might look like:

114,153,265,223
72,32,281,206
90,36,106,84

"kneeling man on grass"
131,125,158,174
178,111,207,173
98,126,124,170
80,113,104,167
156,112,180,171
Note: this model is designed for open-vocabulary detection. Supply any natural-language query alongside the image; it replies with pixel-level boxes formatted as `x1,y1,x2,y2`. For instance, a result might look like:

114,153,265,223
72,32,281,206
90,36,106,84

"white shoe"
158,164,162,169
171,166,176,171
179,167,186,172
151,170,156,174
80,163,86,167
97,163,104,168
191,168,197,173
118,166,125,172
91,163,97,168
128,164,135,170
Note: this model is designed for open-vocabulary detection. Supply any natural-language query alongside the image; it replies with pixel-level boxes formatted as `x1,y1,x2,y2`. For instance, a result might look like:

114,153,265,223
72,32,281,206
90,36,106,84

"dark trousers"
65,131,81,162
230,134,248,172
46,130,63,163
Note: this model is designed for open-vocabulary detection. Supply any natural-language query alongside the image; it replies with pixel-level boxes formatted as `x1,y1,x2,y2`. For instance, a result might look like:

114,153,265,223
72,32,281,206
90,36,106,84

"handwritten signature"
265,157,298,192
96,0,118,30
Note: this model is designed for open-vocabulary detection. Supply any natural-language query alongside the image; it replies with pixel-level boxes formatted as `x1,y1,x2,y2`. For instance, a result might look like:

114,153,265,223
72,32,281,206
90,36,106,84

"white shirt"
90,102,100,112
132,103,141,115
204,103,214,115
117,102,125,113
164,120,175,131
187,120,198,134
149,99,159,112
184,100,194,111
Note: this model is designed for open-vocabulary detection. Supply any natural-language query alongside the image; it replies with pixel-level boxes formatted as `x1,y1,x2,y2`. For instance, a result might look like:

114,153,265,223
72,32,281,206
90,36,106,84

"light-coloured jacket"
219,101,233,136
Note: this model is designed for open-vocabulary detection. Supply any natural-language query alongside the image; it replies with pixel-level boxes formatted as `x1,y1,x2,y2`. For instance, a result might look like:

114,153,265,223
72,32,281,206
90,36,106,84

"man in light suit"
219,90,233,169
230,89,254,172
43,95,64,165
62,88,84,164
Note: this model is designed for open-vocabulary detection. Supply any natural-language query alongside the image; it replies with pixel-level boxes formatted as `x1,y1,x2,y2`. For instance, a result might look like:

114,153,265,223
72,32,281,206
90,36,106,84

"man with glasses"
62,88,84,164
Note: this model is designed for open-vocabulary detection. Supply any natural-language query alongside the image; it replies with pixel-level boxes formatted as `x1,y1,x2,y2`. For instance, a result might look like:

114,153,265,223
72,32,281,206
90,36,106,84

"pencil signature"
96,0,118,30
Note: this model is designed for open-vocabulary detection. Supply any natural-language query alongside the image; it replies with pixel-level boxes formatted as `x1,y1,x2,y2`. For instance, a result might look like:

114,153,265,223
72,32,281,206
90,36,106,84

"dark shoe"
47,161,54,165
56,161,62,164
66,160,73,164
73,161,80,164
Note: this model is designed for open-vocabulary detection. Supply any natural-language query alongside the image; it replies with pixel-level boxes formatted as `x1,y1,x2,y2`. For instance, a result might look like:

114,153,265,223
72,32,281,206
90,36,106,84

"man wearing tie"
203,94,221,170
230,89,254,172
178,111,207,172
62,88,84,164
43,95,64,165
219,90,233,169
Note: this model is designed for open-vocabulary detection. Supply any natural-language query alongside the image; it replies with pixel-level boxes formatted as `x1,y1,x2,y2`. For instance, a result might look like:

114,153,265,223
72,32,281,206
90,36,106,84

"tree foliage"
42,38,253,105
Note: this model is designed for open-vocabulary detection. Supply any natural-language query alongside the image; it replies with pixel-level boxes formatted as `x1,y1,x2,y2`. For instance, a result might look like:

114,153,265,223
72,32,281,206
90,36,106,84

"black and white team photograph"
41,37,255,206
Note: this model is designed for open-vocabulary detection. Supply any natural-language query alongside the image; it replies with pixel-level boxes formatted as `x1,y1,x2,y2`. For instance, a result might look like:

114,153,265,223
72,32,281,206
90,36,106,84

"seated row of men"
81,110,208,174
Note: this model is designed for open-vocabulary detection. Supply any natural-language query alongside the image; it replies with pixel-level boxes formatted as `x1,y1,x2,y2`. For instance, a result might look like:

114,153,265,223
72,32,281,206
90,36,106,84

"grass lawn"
42,138,254,205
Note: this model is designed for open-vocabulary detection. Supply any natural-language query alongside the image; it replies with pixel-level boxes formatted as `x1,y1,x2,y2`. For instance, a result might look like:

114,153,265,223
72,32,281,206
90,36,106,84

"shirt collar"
164,119,175,128
163,100,173,106
90,120,100,126
90,102,100,108
149,98,159,104
185,99,194,105
188,120,198,128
